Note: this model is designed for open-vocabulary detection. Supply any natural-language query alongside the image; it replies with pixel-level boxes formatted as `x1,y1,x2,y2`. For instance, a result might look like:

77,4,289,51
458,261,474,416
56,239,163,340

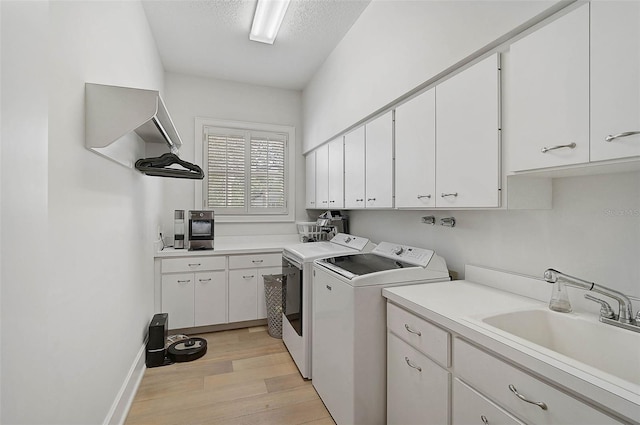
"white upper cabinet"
395,89,436,208
344,126,366,209
327,137,344,208
314,144,330,209
590,1,640,161
509,4,590,171
365,111,394,208
436,53,501,208
305,152,316,209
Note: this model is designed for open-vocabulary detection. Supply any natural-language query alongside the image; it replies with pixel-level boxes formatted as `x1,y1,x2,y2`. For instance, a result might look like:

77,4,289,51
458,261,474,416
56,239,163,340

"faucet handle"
584,294,617,319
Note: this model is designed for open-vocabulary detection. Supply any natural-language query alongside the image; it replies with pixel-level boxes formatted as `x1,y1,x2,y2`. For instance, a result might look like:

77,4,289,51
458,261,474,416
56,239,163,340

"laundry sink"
477,309,640,387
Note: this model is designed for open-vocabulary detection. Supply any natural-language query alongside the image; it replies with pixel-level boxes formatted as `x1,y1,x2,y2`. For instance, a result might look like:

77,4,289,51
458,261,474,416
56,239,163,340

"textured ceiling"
142,0,371,90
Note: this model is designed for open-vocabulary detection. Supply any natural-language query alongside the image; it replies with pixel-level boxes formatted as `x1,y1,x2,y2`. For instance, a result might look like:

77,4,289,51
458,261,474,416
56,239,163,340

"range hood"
85,83,183,168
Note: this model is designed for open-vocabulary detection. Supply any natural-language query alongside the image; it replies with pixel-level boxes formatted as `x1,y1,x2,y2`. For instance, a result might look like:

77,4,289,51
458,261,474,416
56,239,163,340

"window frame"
195,117,296,223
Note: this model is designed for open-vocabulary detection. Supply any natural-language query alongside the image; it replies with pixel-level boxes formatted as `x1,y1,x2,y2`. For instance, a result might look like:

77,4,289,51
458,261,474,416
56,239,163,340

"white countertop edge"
382,268,640,424
155,234,300,257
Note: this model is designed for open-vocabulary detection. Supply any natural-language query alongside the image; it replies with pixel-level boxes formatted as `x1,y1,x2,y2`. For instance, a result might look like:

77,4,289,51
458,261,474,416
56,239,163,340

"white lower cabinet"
387,333,449,425
228,253,282,323
453,378,524,425
453,337,623,425
161,256,227,329
159,251,282,330
386,302,623,425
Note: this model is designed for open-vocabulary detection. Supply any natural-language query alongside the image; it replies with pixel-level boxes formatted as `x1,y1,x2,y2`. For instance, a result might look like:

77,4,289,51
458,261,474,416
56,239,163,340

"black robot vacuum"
167,337,208,363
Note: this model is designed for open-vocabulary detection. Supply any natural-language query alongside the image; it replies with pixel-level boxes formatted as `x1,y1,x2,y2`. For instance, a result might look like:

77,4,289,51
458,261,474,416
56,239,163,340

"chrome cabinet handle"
252,260,263,264
322,200,328,204
367,198,376,201
508,384,548,410
188,263,201,267
198,278,212,282
541,142,576,153
177,279,191,283
329,200,335,203
404,324,422,336
605,131,640,142
326,285,332,291
417,194,432,199
441,192,458,198
242,275,255,279
404,357,422,372
481,415,489,425
355,198,364,202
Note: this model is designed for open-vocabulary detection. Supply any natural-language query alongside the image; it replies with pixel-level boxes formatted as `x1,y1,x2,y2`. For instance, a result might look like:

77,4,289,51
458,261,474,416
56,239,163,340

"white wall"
162,72,308,238
350,172,640,299
302,0,557,152
1,1,165,423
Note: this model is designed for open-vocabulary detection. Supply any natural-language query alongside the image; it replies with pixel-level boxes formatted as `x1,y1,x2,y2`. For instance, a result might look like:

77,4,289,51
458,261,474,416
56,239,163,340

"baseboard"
103,342,147,425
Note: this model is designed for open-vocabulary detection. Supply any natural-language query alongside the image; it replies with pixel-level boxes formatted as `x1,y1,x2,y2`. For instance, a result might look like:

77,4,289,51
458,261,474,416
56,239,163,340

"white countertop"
382,265,640,424
155,234,301,257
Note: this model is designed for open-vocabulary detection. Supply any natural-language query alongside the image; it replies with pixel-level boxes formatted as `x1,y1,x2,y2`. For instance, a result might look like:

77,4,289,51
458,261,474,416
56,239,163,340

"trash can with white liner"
263,274,287,338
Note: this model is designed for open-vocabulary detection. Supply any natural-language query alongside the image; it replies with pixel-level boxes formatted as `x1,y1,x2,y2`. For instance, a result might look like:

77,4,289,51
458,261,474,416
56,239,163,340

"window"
195,118,295,222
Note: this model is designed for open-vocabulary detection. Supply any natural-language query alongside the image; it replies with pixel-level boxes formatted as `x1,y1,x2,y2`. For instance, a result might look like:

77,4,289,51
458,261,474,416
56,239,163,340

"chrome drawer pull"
355,198,364,202
417,194,432,199
326,285,332,291
605,131,640,142
481,415,489,425
367,198,376,201
404,324,422,336
177,279,191,284
404,357,422,372
199,278,212,282
508,384,548,410
252,260,263,264
541,142,576,153
242,275,255,279
441,192,458,198
188,263,201,267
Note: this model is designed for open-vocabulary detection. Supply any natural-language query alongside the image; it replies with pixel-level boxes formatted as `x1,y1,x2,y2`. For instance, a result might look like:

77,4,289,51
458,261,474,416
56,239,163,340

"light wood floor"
125,326,335,425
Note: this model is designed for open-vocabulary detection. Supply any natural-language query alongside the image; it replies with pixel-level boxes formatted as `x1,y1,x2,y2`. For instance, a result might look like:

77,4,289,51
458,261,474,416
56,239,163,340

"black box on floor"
146,313,168,368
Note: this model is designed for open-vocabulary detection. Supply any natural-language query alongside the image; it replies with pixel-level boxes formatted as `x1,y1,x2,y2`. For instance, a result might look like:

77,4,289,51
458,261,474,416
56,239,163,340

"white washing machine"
311,242,450,425
281,233,374,379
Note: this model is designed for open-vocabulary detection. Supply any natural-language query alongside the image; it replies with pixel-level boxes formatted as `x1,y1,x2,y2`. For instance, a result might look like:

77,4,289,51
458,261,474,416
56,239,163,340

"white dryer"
312,242,450,425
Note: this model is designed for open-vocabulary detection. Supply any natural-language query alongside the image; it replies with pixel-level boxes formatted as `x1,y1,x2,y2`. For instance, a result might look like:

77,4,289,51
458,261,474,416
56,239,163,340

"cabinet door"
453,379,524,425
387,332,449,425
327,137,344,208
194,271,226,327
344,126,366,209
395,89,436,208
305,152,316,209
590,1,640,161
161,273,194,329
436,54,501,207
257,266,283,320
228,269,258,323
315,144,329,209
365,111,394,208
509,4,589,170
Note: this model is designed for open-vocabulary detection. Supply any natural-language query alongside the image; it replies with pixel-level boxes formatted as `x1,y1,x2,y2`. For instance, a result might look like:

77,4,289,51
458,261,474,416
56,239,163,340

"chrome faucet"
543,268,638,332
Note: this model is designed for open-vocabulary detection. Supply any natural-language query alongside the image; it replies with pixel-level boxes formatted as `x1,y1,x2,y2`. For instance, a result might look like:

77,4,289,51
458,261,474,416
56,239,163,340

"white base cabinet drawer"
453,337,623,424
387,302,450,368
228,253,281,269
161,256,226,273
387,332,449,425
453,378,524,425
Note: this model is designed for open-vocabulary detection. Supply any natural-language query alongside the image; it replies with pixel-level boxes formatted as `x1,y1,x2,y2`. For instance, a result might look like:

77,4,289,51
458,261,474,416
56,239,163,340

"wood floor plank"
124,327,335,425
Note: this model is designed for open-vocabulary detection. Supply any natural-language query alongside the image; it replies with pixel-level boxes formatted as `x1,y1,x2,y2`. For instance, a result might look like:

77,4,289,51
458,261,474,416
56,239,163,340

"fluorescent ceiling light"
250,0,291,44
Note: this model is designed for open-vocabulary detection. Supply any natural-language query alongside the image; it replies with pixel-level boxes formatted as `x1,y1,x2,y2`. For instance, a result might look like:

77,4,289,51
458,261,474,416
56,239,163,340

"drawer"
453,337,623,425
161,256,226,273
387,302,450,368
228,252,281,269
453,378,524,425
